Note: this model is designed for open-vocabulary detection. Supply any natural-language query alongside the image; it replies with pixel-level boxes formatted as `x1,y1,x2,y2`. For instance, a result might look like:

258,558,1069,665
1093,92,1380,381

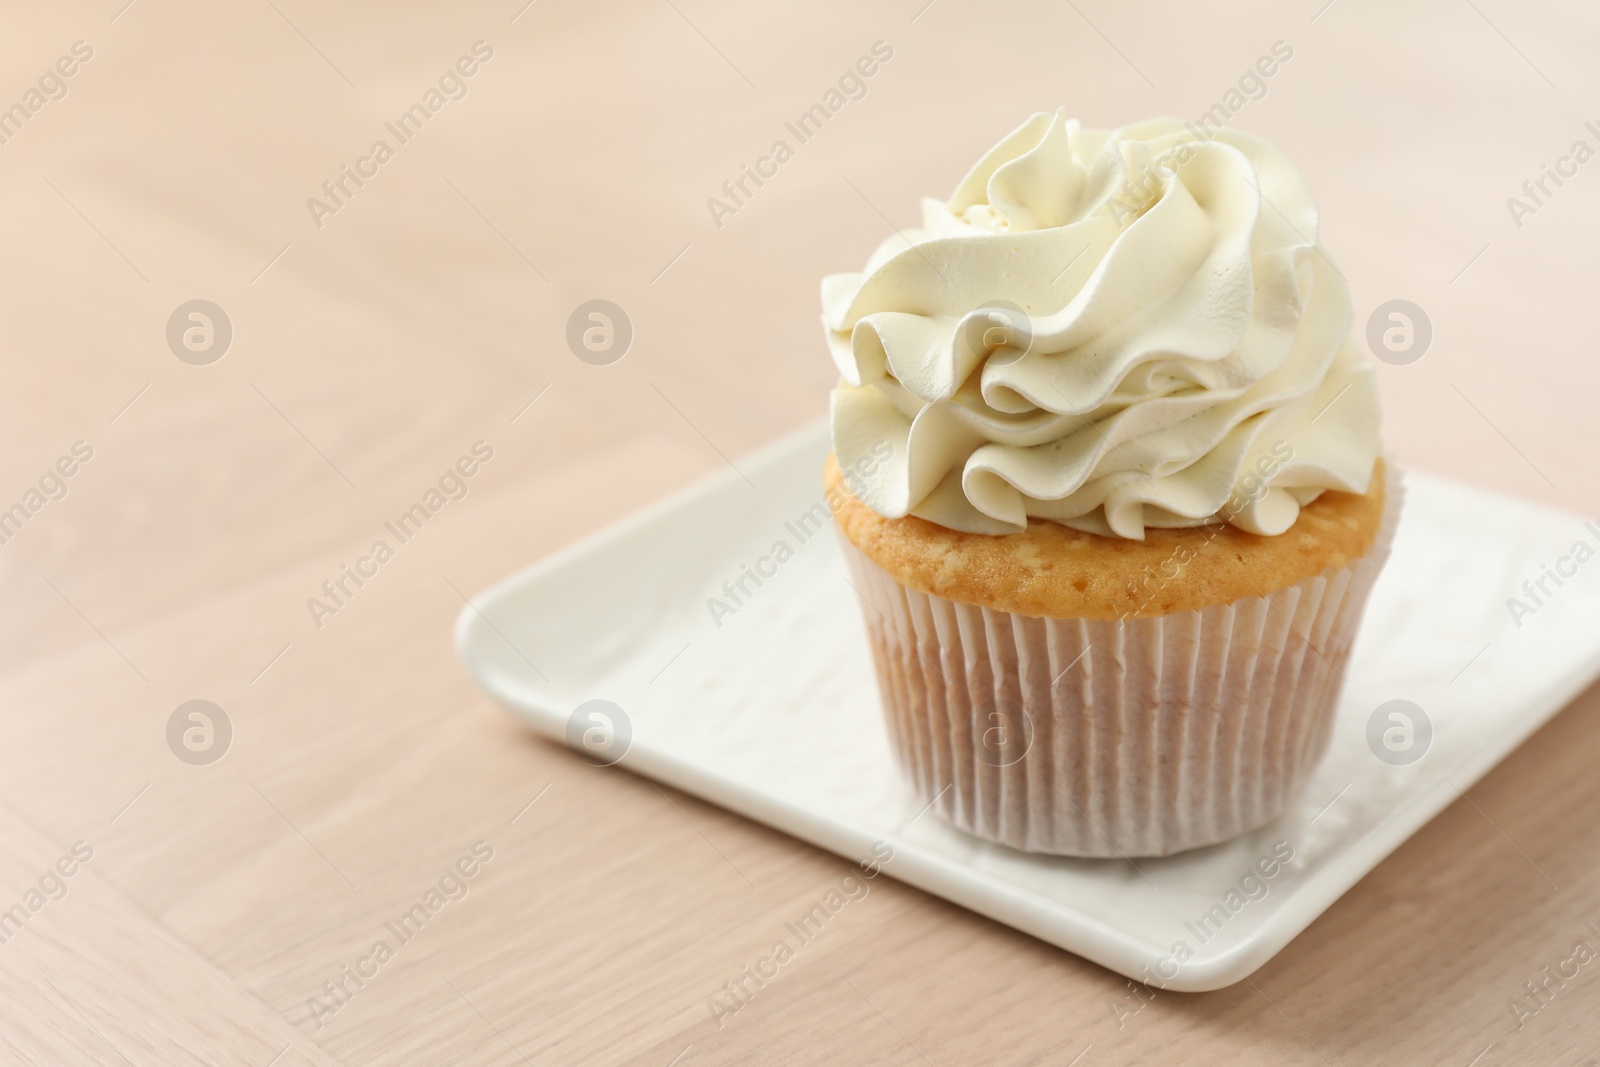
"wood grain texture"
3,0,1599,1063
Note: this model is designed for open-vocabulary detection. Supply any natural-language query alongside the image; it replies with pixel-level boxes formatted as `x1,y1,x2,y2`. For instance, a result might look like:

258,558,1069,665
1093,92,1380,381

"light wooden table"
3,1,1598,1063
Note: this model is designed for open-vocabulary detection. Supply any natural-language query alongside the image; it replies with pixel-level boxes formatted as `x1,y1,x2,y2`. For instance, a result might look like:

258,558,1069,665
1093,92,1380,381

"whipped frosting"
824,110,1380,539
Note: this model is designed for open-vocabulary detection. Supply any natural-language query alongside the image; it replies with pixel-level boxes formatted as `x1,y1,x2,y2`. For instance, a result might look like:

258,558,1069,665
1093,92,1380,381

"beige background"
1,0,1598,1063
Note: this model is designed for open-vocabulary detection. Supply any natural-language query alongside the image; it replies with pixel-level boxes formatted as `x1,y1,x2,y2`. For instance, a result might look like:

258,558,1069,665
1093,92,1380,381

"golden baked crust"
825,455,1386,620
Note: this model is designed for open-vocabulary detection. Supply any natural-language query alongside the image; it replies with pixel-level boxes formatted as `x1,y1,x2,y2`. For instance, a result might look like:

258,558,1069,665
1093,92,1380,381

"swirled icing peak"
824,109,1380,539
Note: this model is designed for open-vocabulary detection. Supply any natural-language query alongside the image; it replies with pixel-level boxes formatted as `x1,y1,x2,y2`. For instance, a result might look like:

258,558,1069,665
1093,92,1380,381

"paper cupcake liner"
841,467,1403,858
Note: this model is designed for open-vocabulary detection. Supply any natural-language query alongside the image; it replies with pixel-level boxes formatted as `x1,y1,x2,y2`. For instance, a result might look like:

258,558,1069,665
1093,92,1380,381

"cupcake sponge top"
825,454,1386,620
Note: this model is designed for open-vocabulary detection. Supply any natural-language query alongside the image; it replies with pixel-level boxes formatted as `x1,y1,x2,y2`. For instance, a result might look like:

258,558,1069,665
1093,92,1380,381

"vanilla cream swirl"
824,109,1380,539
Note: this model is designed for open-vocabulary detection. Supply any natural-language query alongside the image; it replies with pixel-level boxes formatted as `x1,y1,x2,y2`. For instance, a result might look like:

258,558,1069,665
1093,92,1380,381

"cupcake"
823,110,1397,857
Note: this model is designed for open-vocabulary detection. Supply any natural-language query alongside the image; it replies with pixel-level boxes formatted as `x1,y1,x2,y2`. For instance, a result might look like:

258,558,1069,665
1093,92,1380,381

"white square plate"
455,420,1600,990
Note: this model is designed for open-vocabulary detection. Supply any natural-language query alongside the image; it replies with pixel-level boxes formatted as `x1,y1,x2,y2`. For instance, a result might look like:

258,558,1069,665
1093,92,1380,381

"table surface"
3,1,1599,1064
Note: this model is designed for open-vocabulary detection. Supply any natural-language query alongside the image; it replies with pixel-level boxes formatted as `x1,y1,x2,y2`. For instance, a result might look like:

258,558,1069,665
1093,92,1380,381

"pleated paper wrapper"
840,468,1403,858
